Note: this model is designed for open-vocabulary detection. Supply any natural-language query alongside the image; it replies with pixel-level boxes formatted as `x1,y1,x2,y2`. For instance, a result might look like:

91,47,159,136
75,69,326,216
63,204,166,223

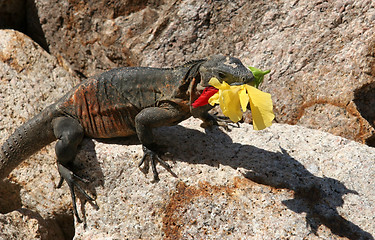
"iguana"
0,55,254,222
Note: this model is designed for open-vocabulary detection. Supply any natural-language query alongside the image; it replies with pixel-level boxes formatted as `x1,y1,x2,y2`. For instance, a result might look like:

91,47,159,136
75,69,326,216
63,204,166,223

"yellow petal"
220,86,243,122
209,77,230,90
238,87,249,112
209,78,242,122
245,85,275,130
208,77,222,88
208,92,220,106
208,78,274,127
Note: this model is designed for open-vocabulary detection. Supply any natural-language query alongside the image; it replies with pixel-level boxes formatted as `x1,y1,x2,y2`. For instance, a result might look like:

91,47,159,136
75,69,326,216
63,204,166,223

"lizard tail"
0,105,57,179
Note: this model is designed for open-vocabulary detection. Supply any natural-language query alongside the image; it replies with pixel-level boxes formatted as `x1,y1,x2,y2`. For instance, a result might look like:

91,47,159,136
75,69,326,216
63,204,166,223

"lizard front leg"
191,104,232,130
135,105,183,182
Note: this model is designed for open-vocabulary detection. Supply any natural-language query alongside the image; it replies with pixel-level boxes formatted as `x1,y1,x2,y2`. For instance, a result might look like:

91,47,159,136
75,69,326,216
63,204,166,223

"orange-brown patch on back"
62,79,138,138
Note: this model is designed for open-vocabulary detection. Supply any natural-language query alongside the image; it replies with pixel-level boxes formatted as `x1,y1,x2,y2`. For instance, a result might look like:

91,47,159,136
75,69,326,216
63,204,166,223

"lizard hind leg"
52,117,94,223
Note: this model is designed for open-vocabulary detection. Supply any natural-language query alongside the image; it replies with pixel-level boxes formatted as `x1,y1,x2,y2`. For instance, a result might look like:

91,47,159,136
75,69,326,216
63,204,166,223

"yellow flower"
208,77,275,130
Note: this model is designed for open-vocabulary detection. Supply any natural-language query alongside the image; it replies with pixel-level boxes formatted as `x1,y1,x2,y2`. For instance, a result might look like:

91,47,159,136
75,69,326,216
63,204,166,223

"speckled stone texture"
0,209,65,239
72,119,374,239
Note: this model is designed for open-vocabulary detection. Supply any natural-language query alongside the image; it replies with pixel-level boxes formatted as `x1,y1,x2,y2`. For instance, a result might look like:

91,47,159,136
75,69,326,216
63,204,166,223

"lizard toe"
201,114,240,132
57,164,95,223
139,145,177,182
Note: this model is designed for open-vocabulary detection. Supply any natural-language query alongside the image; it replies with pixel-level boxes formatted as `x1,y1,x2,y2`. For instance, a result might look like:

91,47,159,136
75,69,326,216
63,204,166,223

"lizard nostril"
245,76,254,84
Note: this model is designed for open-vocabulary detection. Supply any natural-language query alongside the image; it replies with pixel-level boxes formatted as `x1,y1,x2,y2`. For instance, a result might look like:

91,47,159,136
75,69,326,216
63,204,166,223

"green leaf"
248,67,271,88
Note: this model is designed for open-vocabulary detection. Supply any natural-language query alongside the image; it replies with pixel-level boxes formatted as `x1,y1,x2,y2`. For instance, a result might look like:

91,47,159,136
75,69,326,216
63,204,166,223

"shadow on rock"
67,135,140,225
155,125,373,240
72,138,105,224
244,148,368,240
0,180,22,213
354,82,375,147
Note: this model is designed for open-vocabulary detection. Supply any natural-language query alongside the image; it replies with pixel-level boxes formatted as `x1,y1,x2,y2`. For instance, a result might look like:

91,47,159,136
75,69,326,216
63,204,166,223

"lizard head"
197,55,254,90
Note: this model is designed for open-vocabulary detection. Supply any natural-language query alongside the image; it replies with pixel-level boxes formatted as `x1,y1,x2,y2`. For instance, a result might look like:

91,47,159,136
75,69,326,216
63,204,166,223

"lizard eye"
218,72,226,79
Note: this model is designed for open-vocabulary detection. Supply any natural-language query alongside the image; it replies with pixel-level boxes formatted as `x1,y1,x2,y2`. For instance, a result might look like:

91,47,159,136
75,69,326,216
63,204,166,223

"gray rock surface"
72,119,375,239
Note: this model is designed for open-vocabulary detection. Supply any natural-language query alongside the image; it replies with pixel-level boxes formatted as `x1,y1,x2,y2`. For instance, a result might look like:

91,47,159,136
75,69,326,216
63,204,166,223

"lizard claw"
201,114,240,132
138,144,177,182
57,164,95,223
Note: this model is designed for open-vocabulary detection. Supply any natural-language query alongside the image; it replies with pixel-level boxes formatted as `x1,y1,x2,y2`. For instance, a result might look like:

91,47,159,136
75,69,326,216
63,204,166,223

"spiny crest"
177,59,207,69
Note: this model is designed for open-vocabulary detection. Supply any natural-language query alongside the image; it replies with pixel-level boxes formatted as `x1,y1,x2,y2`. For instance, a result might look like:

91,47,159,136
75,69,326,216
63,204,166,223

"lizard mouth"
191,85,218,108
196,82,207,91
230,82,246,86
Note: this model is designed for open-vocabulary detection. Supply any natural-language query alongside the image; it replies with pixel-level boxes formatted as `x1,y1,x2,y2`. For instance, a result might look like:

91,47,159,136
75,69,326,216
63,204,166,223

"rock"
72,118,374,239
0,209,65,239
30,0,160,76
0,29,79,236
245,0,375,145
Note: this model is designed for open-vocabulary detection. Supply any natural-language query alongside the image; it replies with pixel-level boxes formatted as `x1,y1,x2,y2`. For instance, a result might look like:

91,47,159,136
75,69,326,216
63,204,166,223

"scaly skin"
0,55,254,222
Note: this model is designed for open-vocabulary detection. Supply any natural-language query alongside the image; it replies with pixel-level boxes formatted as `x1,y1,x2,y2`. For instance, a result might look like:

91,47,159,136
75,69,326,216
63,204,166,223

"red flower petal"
192,86,219,108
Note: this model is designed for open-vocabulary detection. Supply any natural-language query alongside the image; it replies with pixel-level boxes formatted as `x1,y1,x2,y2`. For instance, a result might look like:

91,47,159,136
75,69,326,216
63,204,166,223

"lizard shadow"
73,135,140,223
0,180,22,213
72,138,105,222
154,124,373,240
